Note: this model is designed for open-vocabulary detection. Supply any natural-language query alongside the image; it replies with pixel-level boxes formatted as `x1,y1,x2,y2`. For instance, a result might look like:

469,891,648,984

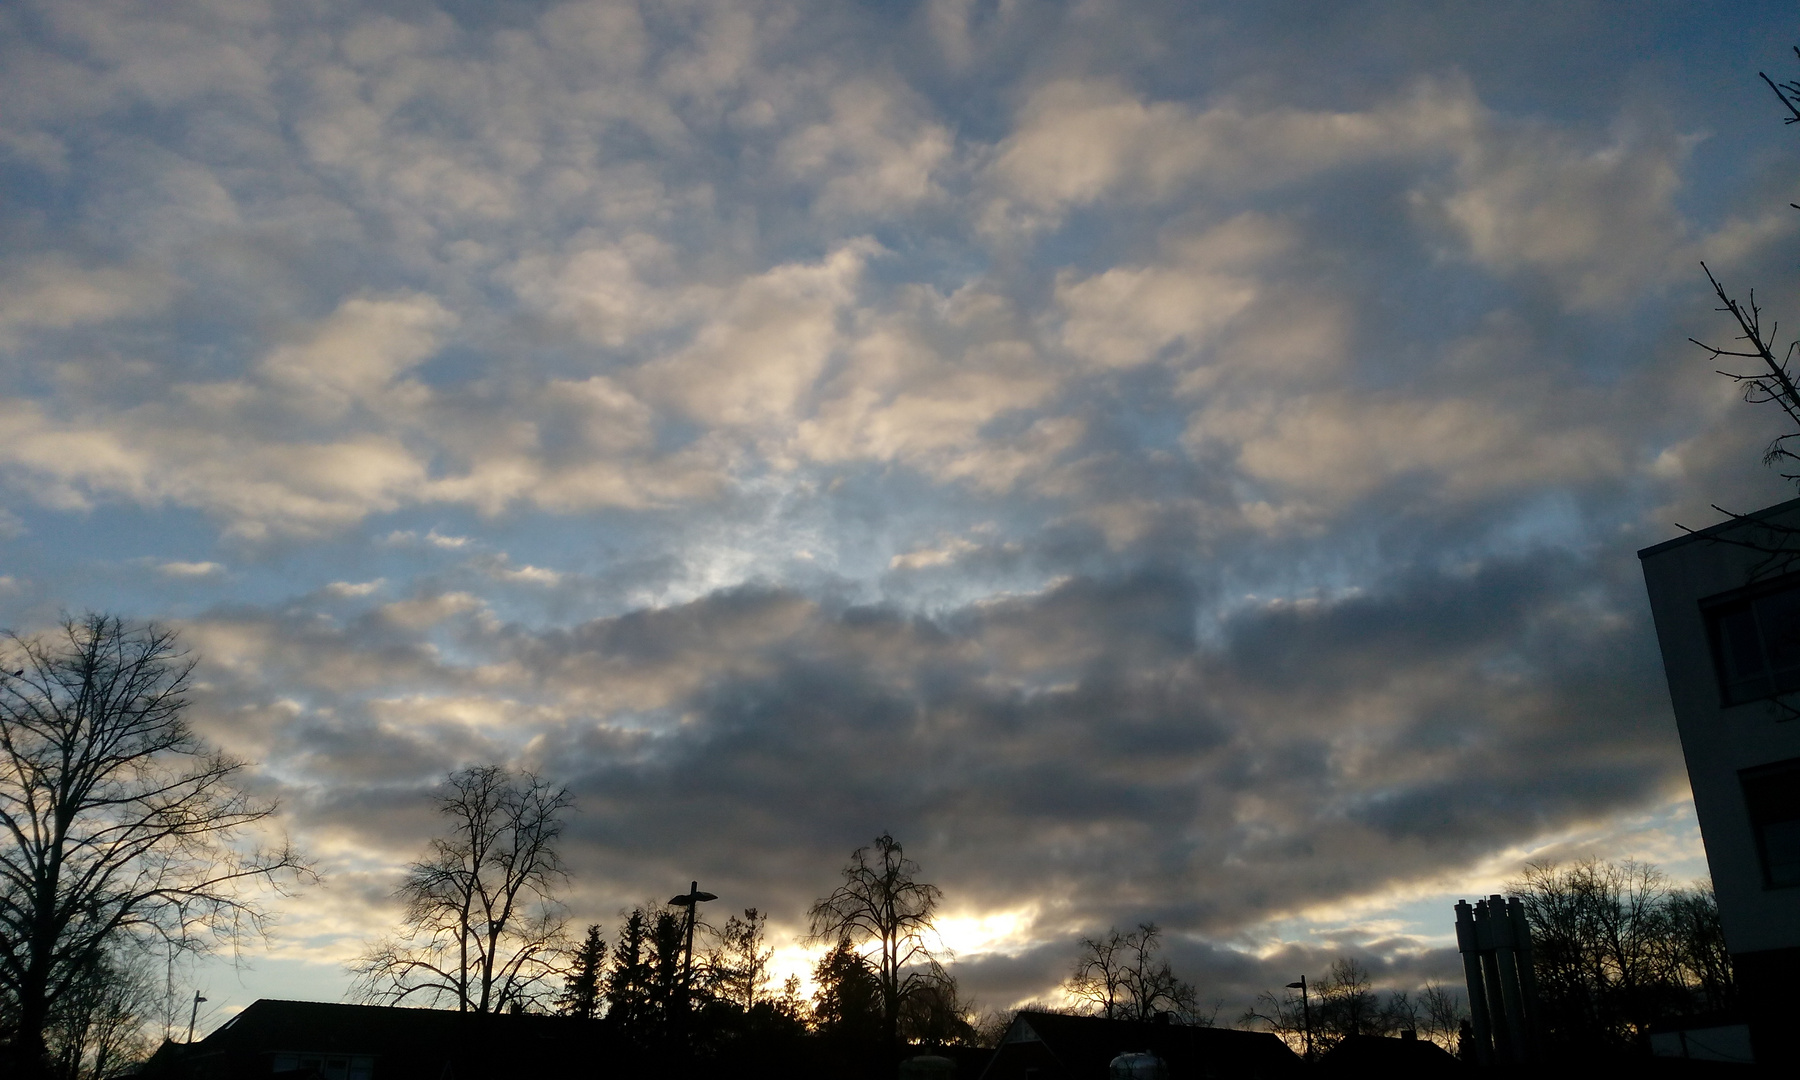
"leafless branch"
351,765,572,1014
0,614,310,1076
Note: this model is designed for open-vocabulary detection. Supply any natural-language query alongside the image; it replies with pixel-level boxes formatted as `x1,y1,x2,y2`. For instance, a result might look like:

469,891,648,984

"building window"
270,1051,374,1079
1741,758,1800,888
1704,577,1800,705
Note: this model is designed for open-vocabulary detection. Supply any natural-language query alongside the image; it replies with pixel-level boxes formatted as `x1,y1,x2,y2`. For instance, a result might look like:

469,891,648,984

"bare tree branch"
807,833,948,1050
350,765,572,1014
0,614,310,1078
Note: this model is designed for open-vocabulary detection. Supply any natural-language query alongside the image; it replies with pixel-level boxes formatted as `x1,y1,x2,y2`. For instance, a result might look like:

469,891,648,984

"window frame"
1700,571,1800,707
1740,756,1800,890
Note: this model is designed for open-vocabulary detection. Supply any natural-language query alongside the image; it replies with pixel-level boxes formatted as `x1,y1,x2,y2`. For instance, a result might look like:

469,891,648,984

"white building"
1639,497,1800,1065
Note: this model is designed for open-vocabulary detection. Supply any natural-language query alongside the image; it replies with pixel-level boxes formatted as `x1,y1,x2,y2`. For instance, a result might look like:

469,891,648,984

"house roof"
1317,1034,1463,1077
146,999,618,1080
1636,495,1800,559
982,1012,1301,1080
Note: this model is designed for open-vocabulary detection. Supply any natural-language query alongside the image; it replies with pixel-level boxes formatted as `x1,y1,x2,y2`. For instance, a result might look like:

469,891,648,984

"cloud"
981,77,1478,233
1054,214,1288,369
478,555,565,587
890,537,981,570
792,282,1066,486
1430,124,1696,308
777,79,954,216
154,560,226,578
5,0,1786,1017
1214,387,1626,512
643,241,878,431
178,547,1679,1008
0,260,175,346
259,295,455,418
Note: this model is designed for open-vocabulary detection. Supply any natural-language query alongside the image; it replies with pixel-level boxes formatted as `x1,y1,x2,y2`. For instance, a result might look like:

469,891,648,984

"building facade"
1639,497,1800,1064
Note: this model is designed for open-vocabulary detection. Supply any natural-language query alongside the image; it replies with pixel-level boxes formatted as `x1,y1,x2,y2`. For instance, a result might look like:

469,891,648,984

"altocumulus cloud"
1,0,1798,1014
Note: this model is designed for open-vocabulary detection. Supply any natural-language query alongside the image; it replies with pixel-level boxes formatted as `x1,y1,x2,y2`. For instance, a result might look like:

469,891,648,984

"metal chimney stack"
1453,895,1541,1065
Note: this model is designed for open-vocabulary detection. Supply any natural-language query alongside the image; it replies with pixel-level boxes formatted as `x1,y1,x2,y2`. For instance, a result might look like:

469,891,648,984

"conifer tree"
556,926,606,1019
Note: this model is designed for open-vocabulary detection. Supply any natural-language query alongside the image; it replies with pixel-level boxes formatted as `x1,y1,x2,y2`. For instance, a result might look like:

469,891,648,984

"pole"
1301,977,1312,1060
186,992,207,1043
666,880,715,1021
1286,977,1312,1059
682,880,699,999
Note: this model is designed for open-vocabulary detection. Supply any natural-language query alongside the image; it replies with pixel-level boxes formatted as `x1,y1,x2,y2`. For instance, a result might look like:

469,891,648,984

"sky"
4,0,1799,1033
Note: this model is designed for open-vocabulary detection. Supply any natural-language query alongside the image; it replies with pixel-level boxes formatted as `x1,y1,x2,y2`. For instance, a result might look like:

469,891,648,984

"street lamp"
668,881,718,1008
187,992,208,1044
1284,977,1312,1060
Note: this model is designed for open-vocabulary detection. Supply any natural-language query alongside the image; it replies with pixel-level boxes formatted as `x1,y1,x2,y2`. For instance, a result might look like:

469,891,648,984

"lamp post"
186,992,208,1044
668,881,718,1010
1284,978,1312,1060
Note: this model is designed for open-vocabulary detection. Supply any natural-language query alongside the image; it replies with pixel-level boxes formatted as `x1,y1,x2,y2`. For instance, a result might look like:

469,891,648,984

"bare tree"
0,615,307,1078
1508,858,1729,1050
352,765,572,1013
1238,982,1309,1055
897,976,978,1046
1660,884,1736,1014
44,946,157,1080
1694,49,1800,469
1065,923,1199,1022
808,833,949,1050
971,1007,1017,1048
1121,923,1200,1023
1065,928,1128,1019
1312,958,1381,1043
1379,988,1419,1037
1241,958,1426,1053
1419,981,1468,1053
707,907,773,1010
1683,50,1800,572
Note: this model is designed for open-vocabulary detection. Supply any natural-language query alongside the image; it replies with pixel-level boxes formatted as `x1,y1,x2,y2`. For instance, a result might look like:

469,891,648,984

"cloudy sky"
4,0,1799,1028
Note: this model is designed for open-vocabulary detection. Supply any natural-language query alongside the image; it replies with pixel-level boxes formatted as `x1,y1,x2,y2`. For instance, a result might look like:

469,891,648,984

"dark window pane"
1762,821,1800,888
1758,587,1800,695
1743,759,1800,889
1713,603,1770,703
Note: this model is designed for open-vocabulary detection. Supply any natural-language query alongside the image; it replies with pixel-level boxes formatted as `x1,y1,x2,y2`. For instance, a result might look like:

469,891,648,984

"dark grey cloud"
172,525,1684,1011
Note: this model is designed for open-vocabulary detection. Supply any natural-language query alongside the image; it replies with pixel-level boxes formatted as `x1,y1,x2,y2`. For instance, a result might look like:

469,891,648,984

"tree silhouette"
555,925,606,1019
43,946,156,1080
605,908,652,1028
1313,958,1379,1041
1507,858,1735,1050
351,765,572,1013
601,903,688,1039
810,939,883,1043
1242,957,1453,1054
808,833,949,1050
707,908,774,1010
1065,928,1128,1019
0,615,306,1078
1419,981,1468,1053
1686,48,1800,565
1065,923,1199,1022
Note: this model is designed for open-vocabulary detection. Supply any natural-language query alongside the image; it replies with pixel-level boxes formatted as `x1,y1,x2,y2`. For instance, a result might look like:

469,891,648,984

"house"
136,999,620,1080
1316,1033,1462,1078
978,1012,1300,1080
1639,496,1800,1066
